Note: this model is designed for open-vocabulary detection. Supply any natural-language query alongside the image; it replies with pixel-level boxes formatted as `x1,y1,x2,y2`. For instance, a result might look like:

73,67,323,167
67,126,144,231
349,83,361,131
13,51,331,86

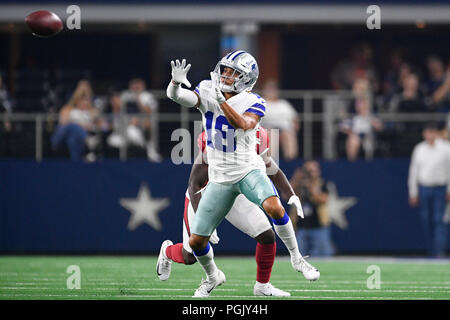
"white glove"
170,59,191,88
288,195,304,218
210,72,226,104
209,229,220,244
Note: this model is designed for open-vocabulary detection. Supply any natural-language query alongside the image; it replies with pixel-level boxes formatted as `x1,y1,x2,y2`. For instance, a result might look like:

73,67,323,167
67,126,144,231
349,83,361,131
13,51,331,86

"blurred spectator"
105,91,151,151
289,160,334,257
397,63,413,91
260,79,299,161
387,73,426,113
423,55,450,112
381,61,420,110
408,122,450,258
51,80,100,161
331,43,378,91
0,72,14,155
120,78,162,162
104,92,124,148
383,48,406,97
0,72,12,129
340,77,383,161
385,73,427,154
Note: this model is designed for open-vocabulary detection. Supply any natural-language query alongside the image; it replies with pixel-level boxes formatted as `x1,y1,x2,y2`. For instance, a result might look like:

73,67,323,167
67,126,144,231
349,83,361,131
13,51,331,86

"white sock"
193,243,218,280
273,213,302,261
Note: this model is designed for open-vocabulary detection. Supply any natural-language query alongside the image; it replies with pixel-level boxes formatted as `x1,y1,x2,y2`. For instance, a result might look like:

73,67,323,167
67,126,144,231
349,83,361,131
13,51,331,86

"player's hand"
288,195,304,218
209,229,220,244
210,72,226,105
170,59,192,88
409,196,419,207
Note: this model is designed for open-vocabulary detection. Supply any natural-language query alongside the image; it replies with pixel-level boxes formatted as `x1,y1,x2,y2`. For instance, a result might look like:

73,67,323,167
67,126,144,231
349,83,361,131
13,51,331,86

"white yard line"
289,289,450,293
0,293,440,300
1,287,447,294
275,256,450,264
0,287,238,292
269,280,450,285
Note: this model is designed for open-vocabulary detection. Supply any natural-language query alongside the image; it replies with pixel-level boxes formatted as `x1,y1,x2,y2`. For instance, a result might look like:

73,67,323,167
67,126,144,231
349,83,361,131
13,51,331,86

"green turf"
0,256,449,300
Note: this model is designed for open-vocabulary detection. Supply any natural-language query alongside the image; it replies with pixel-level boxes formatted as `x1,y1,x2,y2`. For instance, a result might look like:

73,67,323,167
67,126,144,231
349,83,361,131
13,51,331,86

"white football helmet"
212,50,259,93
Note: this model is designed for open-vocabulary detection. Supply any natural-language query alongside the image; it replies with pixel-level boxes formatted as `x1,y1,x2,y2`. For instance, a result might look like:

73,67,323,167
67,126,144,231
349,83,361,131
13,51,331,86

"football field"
0,255,449,300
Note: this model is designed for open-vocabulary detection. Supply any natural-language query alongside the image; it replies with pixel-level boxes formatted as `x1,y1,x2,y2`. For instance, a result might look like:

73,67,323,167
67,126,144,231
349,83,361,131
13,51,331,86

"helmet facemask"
213,63,244,93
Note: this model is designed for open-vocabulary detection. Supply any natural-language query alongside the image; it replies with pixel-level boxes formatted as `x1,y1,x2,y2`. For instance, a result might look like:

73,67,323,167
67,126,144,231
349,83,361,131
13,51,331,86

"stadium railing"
0,90,448,161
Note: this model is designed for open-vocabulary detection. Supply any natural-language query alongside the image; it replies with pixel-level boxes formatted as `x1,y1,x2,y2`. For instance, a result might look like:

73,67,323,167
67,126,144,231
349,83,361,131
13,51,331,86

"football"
25,10,63,37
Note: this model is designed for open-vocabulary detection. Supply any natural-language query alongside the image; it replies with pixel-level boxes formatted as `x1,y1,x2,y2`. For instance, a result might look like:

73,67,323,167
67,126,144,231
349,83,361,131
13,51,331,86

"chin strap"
218,83,234,93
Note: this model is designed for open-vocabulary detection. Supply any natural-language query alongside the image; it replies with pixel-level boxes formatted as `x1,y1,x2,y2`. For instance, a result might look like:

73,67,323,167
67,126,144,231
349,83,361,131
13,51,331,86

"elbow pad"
167,81,199,108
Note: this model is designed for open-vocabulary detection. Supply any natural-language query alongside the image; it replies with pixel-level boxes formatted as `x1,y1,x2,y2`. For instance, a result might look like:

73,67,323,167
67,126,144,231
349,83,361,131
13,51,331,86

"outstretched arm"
166,59,200,108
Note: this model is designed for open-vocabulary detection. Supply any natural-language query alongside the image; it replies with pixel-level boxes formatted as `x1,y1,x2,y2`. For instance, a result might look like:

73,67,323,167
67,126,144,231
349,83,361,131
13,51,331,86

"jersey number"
205,111,236,152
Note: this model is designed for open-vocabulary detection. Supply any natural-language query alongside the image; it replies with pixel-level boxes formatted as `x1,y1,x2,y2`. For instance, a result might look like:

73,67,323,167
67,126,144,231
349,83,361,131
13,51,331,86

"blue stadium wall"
0,159,448,255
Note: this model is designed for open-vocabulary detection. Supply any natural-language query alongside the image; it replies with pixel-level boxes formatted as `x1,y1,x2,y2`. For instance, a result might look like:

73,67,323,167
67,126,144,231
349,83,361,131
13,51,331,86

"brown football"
25,10,63,37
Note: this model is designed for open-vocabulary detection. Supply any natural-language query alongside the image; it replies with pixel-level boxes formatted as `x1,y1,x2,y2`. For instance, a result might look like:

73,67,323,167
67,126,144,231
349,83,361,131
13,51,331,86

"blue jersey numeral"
205,111,236,152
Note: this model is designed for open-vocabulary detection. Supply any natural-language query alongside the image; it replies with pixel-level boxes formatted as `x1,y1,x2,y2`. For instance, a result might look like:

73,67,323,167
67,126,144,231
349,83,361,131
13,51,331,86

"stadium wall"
0,159,448,255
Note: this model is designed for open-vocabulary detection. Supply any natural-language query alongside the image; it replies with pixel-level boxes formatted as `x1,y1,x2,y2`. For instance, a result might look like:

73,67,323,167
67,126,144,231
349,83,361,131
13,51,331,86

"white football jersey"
195,80,267,184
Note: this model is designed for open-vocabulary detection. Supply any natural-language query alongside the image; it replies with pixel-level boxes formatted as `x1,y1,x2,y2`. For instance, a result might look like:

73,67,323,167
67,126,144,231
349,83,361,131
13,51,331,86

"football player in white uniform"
157,128,314,297
166,51,320,297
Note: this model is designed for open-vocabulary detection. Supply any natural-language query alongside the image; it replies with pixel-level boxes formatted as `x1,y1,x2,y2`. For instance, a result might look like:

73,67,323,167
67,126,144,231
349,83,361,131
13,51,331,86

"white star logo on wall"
326,182,357,230
119,183,170,231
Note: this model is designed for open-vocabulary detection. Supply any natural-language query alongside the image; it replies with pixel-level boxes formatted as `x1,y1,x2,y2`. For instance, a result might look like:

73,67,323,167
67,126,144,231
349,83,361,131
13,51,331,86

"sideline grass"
0,256,449,300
